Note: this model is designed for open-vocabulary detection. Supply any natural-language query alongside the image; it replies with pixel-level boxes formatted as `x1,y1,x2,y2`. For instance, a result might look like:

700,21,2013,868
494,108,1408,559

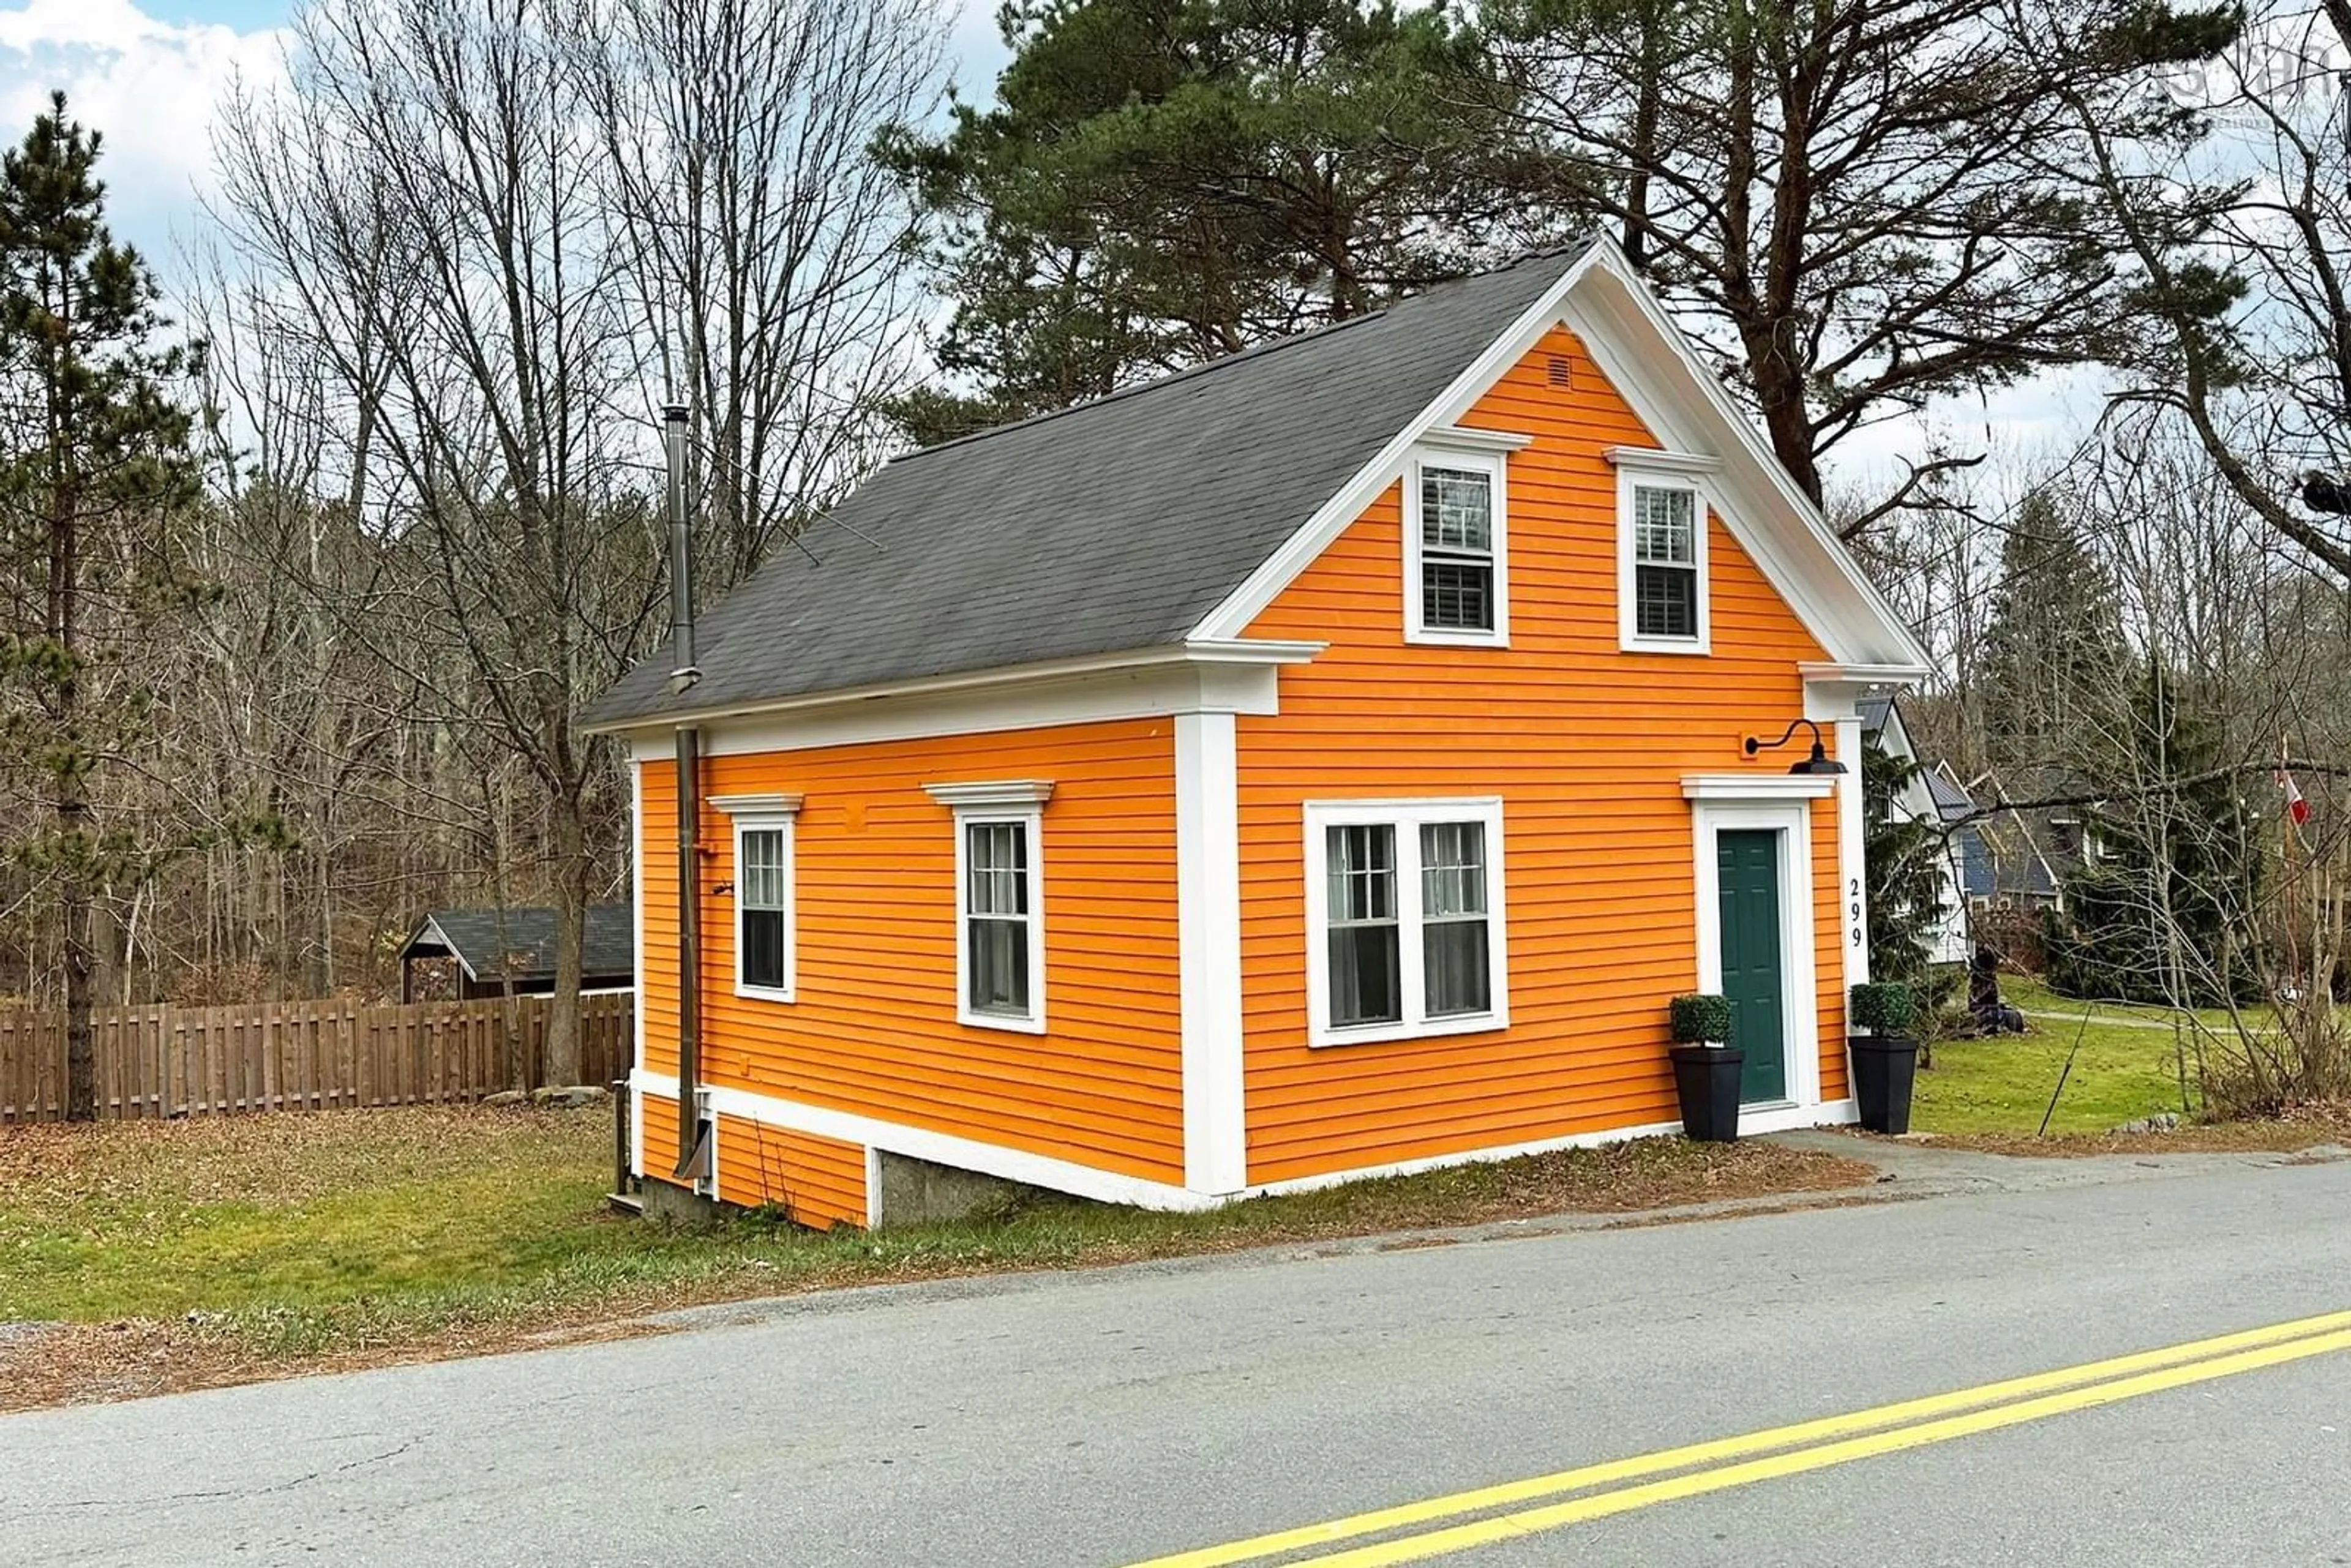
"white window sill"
1621,636,1710,656
1405,628,1510,649
734,983,796,1004
959,1007,1046,1035
1310,1010,1509,1049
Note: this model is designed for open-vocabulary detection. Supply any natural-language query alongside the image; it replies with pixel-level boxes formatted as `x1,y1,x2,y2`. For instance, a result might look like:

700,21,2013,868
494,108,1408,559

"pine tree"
1862,737,1948,991
1979,492,2126,760
0,94,203,1120
2047,663,2261,1005
880,0,1529,440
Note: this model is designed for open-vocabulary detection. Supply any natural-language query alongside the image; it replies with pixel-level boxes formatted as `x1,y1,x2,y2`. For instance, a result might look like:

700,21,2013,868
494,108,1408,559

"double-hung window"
1404,443,1513,645
1611,449,1717,654
1307,798,1507,1045
926,780,1052,1033
711,793,802,1002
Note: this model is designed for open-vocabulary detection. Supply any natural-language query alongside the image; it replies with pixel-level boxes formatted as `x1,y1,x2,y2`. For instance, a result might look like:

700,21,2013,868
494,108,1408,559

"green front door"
1717,829,1787,1104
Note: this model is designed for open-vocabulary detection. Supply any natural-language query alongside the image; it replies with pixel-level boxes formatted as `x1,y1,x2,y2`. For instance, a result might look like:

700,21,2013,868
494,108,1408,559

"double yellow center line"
1123,1307,2351,1567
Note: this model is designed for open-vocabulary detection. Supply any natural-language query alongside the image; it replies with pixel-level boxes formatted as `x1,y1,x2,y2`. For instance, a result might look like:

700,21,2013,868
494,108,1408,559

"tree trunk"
544,795,589,1087
60,770,94,1122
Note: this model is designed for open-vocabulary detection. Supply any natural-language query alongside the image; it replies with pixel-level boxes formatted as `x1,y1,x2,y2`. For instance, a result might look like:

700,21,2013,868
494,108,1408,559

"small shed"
399,905,635,1002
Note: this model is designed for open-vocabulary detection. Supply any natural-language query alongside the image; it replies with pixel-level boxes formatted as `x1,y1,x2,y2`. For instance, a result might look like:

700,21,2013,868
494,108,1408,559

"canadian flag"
2282,772,2312,827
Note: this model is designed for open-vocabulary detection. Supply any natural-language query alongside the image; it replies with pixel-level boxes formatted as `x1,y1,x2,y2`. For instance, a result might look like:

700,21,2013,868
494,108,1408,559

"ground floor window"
1306,798,1507,1045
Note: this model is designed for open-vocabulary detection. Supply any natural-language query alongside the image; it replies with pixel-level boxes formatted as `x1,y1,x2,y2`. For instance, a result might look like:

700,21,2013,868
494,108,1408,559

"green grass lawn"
1911,977,2205,1136
0,1104,1870,1382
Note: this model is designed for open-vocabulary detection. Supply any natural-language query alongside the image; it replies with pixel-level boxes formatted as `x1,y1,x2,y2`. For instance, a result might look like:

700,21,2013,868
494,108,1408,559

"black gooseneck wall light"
1744,718,1847,776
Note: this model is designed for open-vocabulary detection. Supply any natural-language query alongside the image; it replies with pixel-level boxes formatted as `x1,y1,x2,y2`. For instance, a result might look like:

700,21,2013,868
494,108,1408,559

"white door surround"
1682,775,1834,1132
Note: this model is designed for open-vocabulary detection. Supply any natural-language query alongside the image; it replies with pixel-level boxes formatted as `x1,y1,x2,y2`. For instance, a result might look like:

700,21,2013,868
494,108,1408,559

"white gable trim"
1188,237,1929,675
1190,245,1611,641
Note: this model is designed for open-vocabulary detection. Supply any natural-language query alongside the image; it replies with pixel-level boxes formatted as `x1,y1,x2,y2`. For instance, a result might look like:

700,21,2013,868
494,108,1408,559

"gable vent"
1547,355,1572,389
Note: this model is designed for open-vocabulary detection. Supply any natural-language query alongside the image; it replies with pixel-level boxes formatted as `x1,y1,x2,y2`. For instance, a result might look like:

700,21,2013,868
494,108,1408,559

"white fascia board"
620,640,1324,762
1187,243,1610,641
1564,257,1933,672
592,638,1326,745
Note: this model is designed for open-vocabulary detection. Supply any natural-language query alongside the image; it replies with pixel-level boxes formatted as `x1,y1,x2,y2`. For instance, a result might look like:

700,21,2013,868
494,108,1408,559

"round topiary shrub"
1668,992,1734,1046
1850,980,1917,1037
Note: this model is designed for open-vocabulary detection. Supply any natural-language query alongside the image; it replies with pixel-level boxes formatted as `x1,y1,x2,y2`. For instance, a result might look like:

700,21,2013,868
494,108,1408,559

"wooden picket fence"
0,991,634,1124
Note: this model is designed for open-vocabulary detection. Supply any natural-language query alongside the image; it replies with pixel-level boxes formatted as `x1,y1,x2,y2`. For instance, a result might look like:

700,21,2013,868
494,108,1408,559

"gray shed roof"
404,906,635,983
1857,693,1894,737
584,241,1597,729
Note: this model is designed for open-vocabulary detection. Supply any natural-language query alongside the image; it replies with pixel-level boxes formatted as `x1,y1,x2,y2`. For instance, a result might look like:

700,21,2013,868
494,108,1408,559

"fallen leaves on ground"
0,1107,1874,1412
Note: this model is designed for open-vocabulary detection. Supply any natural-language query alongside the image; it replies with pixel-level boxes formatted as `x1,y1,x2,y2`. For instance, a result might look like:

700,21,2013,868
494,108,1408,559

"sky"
0,0,2083,486
0,0,1011,263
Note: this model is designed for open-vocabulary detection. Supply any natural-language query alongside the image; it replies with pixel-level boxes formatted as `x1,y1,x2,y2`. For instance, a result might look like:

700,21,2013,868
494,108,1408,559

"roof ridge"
894,244,1592,465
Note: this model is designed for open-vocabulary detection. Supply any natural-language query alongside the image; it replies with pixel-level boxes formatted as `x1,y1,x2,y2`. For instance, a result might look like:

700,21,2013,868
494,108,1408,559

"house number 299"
1849,878,1864,948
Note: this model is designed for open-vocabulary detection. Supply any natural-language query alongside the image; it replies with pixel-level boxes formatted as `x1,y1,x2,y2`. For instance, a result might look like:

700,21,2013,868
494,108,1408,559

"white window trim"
727,806,799,1003
947,801,1048,1035
1403,447,1510,648
1303,797,1509,1048
1613,452,1715,655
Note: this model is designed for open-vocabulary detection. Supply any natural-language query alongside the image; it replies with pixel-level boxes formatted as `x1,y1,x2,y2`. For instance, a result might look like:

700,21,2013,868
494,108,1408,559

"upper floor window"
1610,449,1717,655
1404,446,1510,646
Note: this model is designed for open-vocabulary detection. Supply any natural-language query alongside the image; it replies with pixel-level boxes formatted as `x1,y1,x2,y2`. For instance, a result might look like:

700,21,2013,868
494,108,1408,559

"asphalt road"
5,1149,2351,1567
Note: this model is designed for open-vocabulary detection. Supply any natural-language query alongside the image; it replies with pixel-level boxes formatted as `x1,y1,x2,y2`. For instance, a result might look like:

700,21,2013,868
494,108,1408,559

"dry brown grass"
0,1108,1874,1412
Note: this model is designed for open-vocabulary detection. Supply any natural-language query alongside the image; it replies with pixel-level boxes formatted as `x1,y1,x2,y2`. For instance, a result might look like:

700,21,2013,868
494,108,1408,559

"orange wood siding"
715,1114,868,1229
637,719,1185,1185
638,1089,682,1189
1239,325,1846,1184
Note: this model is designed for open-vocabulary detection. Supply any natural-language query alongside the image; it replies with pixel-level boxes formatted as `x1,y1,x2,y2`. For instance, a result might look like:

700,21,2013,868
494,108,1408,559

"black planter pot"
1850,1034,1919,1135
1669,1044,1745,1142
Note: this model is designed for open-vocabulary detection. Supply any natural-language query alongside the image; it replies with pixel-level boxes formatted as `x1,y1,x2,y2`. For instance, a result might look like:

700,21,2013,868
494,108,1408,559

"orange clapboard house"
581,238,1928,1228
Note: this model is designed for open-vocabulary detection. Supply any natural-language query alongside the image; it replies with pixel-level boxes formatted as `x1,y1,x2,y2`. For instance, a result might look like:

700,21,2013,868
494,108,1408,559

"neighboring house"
1858,695,1969,966
398,906,636,1002
1952,765,2090,913
583,238,1929,1229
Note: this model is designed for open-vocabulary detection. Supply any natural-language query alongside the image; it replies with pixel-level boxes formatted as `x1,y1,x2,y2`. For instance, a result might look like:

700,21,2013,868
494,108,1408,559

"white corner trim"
1423,424,1536,452
923,779,1056,809
708,792,803,816
1175,711,1247,1195
1605,446,1723,474
1187,243,1608,641
628,765,648,1081
1835,716,1870,989
1682,774,1837,802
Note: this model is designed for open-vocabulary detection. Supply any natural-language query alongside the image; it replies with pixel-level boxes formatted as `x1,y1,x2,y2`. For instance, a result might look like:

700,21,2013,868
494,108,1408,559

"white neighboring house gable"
1861,696,1970,966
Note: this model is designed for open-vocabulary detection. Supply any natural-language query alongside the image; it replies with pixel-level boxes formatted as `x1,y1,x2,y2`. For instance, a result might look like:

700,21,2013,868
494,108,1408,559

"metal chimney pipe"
664,402,699,696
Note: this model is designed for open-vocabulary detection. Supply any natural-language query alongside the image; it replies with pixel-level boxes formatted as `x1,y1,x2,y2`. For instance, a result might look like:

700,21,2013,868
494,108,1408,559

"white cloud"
0,0,284,270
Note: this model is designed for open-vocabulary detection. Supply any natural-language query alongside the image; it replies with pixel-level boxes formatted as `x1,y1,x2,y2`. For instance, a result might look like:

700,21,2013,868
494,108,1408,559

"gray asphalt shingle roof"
583,242,1596,729
405,906,635,983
